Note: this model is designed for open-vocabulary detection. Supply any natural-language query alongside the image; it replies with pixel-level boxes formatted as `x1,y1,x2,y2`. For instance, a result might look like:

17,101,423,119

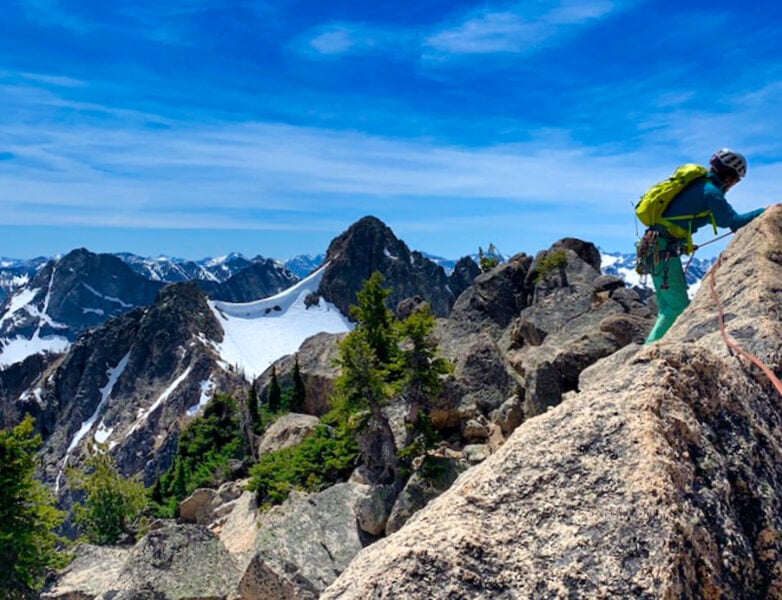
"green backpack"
635,163,715,253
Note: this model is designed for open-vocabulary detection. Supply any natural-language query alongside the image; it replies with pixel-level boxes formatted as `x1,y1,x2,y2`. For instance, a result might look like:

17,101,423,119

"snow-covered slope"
600,249,715,300
209,264,353,380
0,282,70,368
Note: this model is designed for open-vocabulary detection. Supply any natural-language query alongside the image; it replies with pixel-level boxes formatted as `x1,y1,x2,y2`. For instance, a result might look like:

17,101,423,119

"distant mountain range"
0,252,326,304
0,248,716,305
0,215,483,497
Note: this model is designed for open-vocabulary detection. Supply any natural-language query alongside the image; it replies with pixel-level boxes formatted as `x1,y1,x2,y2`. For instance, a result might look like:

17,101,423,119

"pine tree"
395,304,451,459
268,367,282,413
335,272,402,484
70,444,147,545
291,355,306,414
350,271,395,364
0,416,68,596
478,243,500,272
248,383,262,434
335,329,396,483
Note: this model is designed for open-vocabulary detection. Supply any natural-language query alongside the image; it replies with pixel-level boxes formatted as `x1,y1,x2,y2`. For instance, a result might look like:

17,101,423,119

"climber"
642,148,766,344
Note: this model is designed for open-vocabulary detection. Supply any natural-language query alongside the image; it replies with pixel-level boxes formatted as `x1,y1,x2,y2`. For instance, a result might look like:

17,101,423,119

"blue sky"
1,0,780,261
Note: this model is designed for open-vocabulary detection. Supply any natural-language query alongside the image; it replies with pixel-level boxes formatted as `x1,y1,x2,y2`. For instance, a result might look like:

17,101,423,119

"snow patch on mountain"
210,264,353,380
0,287,40,328
55,352,130,492
187,377,216,416
128,365,193,436
82,282,134,308
0,334,70,368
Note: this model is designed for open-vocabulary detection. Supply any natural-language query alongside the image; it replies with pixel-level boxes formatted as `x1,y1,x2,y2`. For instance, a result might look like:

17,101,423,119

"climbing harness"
635,228,685,289
709,255,782,398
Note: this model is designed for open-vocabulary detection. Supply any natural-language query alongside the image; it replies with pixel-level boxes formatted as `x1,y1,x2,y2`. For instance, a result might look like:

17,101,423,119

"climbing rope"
709,255,782,398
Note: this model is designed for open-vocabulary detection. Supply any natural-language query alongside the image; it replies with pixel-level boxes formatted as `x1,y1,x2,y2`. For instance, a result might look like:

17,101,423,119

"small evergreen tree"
70,444,147,545
478,243,501,272
291,355,306,414
335,329,396,484
395,305,451,464
150,393,245,517
0,416,68,597
349,271,395,364
268,367,282,413
248,383,262,434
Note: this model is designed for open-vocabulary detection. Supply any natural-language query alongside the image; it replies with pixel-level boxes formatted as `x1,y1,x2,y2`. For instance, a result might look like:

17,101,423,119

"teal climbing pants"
645,235,689,344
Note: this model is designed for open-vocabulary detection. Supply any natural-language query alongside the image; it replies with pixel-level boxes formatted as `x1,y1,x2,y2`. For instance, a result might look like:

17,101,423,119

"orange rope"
709,256,782,397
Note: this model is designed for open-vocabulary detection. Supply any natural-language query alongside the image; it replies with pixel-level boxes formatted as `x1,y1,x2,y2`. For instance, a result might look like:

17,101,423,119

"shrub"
150,393,244,517
70,445,147,545
534,249,568,284
248,421,358,507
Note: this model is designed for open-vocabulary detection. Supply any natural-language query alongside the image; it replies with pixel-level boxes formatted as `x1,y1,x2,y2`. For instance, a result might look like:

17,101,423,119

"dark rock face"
29,281,245,492
436,238,652,439
0,352,57,430
0,248,163,343
318,216,458,317
446,253,534,336
552,237,602,272
210,259,299,303
447,256,481,302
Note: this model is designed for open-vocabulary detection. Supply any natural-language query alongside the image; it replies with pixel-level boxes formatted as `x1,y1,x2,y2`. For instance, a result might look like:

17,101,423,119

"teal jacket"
663,172,764,233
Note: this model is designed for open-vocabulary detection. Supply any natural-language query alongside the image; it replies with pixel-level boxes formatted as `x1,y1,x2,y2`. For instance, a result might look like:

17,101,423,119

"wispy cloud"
299,0,623,61
424,0,618,57
298,22,417,58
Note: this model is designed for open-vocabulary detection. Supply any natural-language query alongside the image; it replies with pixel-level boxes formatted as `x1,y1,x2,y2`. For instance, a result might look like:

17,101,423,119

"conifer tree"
335,272,400,484
395,304,451,457
349,271,395,364
0,416,67,596
335,329,396,483
291,355,306,414
478,243,500,272
268,367,282,413
248,382,262,434
70,444,147,545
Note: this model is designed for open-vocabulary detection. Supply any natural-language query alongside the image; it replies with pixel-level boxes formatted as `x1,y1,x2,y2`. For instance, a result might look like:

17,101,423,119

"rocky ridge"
322,206,782,598
42,217,667,598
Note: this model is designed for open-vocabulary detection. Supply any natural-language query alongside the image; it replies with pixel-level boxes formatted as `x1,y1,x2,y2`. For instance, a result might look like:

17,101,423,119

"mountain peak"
319,215,459,317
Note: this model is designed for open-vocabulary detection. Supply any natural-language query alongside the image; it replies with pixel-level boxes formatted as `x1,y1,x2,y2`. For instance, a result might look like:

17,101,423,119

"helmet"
709,148,747,179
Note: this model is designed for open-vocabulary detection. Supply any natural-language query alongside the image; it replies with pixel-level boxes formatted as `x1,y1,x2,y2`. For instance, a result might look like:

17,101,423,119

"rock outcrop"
434,240,652,437
209,258,299,303
30,281,245,493
45,482,376,600
322,206,782,599
318,216,466,317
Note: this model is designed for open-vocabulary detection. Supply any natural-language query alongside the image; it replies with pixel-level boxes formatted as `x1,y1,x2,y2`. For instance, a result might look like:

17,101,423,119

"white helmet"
710,148,747,179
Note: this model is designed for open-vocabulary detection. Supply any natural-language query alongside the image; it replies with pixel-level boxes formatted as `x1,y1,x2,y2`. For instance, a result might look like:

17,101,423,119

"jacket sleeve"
704,186,765,231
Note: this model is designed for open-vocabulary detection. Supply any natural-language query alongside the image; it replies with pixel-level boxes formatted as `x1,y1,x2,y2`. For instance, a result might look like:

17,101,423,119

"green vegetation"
0,416,68,598
290,355,306,414
478,243,501,272
150,393,245,517
248,420,358,507
248,271,450,506
534,249,568,284
267,366,282,412
70,445,147,545
394,304,452,469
